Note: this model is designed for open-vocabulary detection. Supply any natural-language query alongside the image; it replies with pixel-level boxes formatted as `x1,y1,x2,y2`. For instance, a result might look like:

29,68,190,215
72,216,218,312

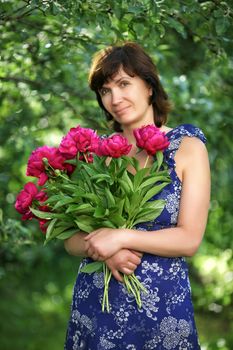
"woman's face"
99,67,154,129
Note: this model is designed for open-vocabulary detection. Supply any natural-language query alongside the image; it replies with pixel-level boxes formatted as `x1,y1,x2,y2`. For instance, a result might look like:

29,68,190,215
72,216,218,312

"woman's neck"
121,128,137,145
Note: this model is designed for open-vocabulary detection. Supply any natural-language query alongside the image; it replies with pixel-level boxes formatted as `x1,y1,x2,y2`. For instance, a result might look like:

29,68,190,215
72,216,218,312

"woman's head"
89,42,171,131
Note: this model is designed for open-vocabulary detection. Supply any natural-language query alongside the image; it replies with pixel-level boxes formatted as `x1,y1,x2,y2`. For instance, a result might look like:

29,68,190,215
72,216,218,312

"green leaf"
118,179,132,195
139,175,168,189
66,203,94,214
72,188,87,197
131,200,165,225
56,228,79,240
79,193,100,203
133,167,149,190
140,182,169,205
44,223,77,244
134,203,165,222
122,191,142,219
80,261,103,274
215,17,230,36
109,213,126,227
167,17,186,38
45,218,57,241
114,198,125,217
53,196,79,209
133,211,163,225
80,163,99,177
44,194,64,205
75,221,94,233
124,196,131,214
119,170,134,192
30,207,68,220
142,200,166,210
123,156,140,172
92,155,107,172
47,223,74,236
155,151,163,170
136,208,158,218
74,216,96,232
105,187,116,207
64,159,77,165
94,206,109,218
60,184,81,193
91,173,112,181
115,157,123,169
101,220,117,228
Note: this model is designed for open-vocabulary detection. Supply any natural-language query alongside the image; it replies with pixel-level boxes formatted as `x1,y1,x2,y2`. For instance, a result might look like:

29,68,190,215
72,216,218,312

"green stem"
123,273,148,309
131,273,148,293
130,276,142,305
143,155,150,168
102,264,112,313
57,172,72,182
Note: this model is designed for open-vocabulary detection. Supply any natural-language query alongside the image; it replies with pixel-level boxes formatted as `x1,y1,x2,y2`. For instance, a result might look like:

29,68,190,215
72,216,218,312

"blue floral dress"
64,124,206,350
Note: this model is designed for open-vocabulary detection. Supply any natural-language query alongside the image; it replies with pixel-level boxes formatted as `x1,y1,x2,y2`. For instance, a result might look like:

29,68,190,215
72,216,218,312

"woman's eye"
99,88,109,96
120,81,129,87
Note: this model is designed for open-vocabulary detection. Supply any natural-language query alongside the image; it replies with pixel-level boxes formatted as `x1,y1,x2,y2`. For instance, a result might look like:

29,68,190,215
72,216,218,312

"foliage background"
0,0,232,349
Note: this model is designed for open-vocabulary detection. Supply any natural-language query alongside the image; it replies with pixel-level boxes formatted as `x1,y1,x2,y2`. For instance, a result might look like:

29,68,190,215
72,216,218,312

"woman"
64,42,210,349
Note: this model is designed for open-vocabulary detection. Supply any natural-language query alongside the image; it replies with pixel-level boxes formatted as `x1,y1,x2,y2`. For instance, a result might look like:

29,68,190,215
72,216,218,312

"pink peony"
133,125,169,155
97,134,132,158
39,219,48,234
26,146,68,185
59,126,100,159
15,182,47,220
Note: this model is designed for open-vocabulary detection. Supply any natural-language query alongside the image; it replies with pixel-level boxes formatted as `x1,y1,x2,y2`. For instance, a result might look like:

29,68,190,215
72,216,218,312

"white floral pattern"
65,124,206,350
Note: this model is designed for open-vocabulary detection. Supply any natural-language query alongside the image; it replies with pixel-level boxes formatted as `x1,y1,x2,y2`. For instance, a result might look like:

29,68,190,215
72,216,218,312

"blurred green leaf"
80,261,103,273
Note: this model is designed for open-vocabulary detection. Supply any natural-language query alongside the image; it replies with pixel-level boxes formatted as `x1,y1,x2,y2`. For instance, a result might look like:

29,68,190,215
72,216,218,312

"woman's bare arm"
84,137,211,259
122,136,211,257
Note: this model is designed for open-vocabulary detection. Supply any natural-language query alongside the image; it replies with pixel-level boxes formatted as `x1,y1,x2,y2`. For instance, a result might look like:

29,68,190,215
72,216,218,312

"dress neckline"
164,126,176,137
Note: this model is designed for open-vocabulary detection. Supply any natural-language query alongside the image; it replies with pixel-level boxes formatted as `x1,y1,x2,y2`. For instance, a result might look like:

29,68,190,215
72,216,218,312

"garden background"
0,1,232,349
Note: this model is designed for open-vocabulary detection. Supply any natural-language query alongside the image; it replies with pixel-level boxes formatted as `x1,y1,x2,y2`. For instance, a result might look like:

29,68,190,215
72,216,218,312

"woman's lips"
113,106,131,116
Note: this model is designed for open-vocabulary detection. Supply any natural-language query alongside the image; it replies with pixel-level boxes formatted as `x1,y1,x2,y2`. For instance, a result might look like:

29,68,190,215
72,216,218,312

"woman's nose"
111,89,123,105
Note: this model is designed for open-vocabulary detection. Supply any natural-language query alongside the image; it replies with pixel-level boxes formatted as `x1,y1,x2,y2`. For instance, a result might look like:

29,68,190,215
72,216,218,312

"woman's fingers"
131,250,143,258
127,253,141,266
105,248,143,282
111,269,123,283
125,262,137,271
122,267,134,275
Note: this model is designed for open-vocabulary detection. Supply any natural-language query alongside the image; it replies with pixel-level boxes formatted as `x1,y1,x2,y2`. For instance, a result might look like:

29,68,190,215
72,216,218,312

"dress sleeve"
177,124,206,143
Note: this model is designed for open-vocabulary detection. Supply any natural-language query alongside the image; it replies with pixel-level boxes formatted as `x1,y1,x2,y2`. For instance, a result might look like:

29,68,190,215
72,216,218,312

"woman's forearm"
64,232,88,257
84,217,207,260
122,225,204,258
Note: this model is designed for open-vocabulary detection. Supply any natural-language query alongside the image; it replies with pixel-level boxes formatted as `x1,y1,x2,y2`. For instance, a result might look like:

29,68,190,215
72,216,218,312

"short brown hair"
89,42,171,132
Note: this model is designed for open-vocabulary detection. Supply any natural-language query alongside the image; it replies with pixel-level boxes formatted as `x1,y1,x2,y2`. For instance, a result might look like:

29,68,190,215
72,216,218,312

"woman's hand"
105,249,143,282
84,227,127,260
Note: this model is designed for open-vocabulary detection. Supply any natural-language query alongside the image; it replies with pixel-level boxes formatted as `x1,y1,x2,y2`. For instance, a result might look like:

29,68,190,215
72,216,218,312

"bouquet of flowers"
15,124,170,312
